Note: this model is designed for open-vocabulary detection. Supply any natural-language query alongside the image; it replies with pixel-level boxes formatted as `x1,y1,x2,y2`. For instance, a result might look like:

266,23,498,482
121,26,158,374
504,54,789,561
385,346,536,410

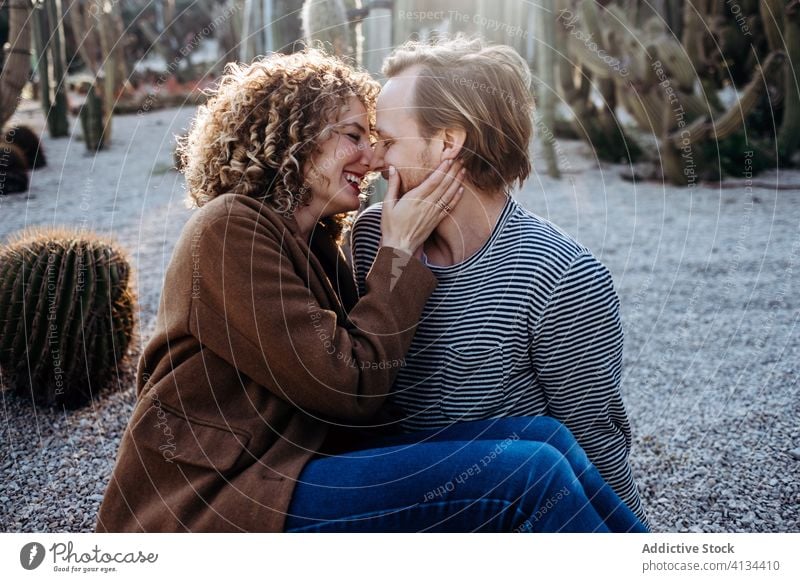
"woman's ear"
440,127,466,161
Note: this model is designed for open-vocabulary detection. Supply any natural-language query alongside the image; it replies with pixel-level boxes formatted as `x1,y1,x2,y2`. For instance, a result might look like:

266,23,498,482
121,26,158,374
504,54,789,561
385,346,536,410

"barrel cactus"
0,141,29,195
0,228,136,408
3,125,47,169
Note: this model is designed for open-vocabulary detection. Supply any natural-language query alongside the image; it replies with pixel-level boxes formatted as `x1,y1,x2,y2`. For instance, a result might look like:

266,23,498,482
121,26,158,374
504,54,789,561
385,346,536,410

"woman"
96,49,647,532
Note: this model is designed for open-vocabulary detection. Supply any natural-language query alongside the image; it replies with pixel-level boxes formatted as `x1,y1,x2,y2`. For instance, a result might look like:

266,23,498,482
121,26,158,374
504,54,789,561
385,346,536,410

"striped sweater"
350,195,649,526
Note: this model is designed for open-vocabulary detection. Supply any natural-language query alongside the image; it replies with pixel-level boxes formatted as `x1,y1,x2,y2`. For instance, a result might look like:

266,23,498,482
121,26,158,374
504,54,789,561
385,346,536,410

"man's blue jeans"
284,416,649,532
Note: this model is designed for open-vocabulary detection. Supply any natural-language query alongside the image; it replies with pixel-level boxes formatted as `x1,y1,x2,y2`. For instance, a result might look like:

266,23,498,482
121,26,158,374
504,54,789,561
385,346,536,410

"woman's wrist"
380,243,415,257
380,236,417,257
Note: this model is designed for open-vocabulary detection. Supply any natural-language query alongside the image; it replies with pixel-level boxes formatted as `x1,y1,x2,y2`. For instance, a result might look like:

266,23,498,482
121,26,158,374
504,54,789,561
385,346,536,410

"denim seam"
287,497,515,532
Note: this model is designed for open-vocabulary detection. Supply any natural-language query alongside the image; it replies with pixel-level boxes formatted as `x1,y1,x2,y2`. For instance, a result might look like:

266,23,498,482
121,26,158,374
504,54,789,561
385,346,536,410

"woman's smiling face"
304,96,374,218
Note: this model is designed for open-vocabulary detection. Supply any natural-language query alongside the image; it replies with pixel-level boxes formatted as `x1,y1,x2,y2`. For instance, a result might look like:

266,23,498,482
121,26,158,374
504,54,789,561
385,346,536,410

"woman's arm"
190,213,435,421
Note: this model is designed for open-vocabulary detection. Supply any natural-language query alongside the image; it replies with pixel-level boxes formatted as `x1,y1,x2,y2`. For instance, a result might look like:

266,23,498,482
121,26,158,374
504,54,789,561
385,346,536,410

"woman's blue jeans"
284,416,649,532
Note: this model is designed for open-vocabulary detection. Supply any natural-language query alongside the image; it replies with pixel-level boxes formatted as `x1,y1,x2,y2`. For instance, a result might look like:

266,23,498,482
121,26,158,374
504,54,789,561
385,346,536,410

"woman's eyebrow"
375,127,395,139
338,122,368,135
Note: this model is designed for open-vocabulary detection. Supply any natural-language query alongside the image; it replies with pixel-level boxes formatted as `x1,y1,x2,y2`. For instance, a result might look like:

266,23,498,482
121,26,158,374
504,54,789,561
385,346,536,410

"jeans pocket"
439,342,505,422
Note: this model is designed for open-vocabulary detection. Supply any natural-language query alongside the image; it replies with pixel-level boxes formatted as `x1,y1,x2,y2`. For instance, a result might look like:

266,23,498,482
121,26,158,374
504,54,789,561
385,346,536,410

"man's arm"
350,203,384,298
530,251,649,526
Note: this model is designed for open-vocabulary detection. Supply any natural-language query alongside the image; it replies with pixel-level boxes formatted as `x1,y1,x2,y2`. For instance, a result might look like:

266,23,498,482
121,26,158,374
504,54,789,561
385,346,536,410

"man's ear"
439,127,466,162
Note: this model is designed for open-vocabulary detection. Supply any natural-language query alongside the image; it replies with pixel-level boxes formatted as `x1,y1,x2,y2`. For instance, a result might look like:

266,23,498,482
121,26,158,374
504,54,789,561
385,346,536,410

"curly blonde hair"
176,49,380,241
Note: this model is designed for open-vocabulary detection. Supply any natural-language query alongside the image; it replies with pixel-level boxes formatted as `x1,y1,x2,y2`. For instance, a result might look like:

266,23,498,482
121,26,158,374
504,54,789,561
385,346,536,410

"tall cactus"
274,0,305,53
536,0,561,178
31,1,51,132
79,84,105,151
0,228,136,408
558,0,786,183
0,0,32,128
301,0,355,59
67,0,126,149
36,0,69,138
777,1,800,162
554,0,643,164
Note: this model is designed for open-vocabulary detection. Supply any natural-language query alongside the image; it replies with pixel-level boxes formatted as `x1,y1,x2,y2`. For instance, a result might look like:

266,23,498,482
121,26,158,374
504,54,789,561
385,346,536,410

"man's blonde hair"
383,36,533,193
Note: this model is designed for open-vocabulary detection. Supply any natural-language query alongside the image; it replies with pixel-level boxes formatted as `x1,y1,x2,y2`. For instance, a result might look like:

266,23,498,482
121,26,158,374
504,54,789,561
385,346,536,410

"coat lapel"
278,214,354,320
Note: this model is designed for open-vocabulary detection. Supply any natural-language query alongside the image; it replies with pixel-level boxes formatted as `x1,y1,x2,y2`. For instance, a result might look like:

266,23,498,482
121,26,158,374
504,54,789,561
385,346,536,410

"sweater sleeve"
351,203,384,298
190,213,436,422
530,251,649,527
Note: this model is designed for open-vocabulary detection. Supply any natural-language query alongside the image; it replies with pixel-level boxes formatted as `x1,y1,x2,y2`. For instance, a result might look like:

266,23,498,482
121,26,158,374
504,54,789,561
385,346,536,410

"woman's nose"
368,144,385,173
357,140,374,168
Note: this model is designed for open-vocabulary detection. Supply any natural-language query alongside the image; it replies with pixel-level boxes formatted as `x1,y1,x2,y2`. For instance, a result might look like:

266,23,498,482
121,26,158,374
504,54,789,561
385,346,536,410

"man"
351,37,649,527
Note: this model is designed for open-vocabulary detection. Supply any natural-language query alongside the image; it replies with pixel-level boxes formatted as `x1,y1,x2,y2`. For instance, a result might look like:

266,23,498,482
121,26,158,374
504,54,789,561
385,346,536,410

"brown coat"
95,194,436,532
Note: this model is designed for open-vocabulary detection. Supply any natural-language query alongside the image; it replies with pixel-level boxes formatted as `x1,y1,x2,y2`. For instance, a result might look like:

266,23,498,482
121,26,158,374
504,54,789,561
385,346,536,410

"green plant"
556,0,786,184
554,0,643,165
3,125,47,168
0,141,29,195
79,84,105,151
32,0,69,138
0,228,136,408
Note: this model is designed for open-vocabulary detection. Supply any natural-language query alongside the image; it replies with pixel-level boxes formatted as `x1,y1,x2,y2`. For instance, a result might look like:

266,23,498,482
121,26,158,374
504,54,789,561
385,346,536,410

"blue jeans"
284,416,649,532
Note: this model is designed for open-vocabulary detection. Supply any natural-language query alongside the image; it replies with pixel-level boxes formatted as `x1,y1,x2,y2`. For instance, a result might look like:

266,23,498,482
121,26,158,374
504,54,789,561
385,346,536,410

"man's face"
371,67,438,194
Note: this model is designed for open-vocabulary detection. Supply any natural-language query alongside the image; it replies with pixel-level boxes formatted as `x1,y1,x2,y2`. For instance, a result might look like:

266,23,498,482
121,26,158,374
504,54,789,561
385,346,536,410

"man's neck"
423,184,509,267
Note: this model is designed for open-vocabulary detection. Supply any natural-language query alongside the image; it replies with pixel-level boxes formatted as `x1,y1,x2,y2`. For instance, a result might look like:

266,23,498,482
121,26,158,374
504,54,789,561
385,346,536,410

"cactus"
3,125,47,169
556,0,792,183
760,0,785,52
708,52,785,141
79,84,106,151
31,2,51,132
0,142,29,195
301,0,354,58
0,228,136,408
554,0,643,164
274,0,305,53
536,0,561,178
778,2,800,162
32,1,70,138
654,37,694,92
34,0,69,138
0,0,32,128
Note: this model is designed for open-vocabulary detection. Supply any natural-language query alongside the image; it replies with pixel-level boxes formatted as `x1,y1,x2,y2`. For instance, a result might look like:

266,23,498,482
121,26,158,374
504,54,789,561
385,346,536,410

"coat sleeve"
190,214,437,421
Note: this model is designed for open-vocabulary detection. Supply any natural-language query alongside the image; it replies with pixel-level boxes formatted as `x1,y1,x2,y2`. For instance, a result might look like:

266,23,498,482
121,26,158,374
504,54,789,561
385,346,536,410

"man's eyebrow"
375,127,395,139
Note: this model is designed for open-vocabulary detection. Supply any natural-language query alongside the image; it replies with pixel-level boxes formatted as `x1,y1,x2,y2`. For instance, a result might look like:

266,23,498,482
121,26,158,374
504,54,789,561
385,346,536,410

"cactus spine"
0,228,136,408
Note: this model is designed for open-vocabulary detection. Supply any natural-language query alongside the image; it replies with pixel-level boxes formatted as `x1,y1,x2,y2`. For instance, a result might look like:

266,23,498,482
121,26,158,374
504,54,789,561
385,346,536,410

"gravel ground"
1,104,797,532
